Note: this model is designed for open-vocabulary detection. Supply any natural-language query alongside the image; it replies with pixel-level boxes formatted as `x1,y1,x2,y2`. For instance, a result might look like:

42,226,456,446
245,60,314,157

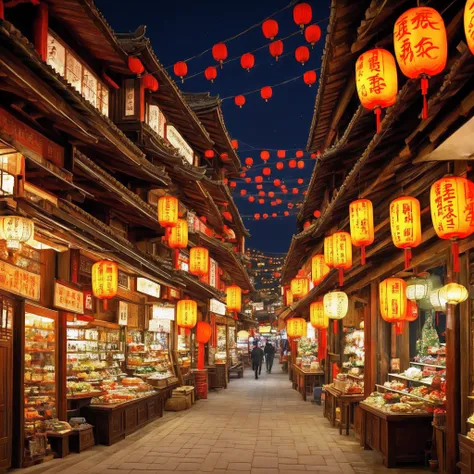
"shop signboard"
136,277,161,298
54,282,84,314
252,302,264,311
259,325,272,334
152,303,175,320
0,260,40,300
210,298,226,316
118,301,128,325
166,125,194,165
148,318,171,333
209,258,218,288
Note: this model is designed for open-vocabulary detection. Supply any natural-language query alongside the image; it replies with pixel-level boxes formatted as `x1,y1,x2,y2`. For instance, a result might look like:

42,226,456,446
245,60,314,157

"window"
47,32,109,117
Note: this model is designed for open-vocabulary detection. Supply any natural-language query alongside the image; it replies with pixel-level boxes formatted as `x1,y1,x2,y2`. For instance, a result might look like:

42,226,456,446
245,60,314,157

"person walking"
251,342,263,379
259,344,264,376
264,341,276,373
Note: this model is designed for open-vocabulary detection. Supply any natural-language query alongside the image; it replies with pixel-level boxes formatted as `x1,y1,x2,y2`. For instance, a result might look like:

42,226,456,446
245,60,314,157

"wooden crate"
69,427,95,453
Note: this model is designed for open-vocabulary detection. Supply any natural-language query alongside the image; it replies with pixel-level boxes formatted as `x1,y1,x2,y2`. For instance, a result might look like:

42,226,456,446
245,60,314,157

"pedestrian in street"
259,344,264,376
251,342,263,379
264,341,276,373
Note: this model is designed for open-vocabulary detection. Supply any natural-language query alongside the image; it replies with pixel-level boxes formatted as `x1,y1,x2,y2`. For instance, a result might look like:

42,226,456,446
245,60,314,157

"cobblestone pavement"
17,367,428,474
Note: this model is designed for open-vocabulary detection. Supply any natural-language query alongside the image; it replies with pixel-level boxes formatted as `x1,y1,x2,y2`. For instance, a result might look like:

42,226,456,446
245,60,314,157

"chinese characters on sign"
210,298,226,316
125,79,135,117
0,260,40,300
166,125,194,165
136,277,161,298
118,301,128,325
54,282,84,314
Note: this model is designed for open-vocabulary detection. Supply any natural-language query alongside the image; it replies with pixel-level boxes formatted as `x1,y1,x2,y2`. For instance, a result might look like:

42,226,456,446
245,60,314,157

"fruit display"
91,379,156,406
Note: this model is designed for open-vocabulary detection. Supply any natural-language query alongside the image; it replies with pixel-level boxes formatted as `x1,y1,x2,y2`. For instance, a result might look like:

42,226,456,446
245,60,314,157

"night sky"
96,0,329,254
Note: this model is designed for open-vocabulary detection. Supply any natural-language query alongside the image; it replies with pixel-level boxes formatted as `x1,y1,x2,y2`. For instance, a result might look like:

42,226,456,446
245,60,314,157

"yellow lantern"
465,0,474,55
291,271,310,299
406,276,429,301
92,260,118,310
430,288,447,311
333,232,352,287
349,199,374,264
323,291,348,335
390,196,422,269
285,287,294,306
0,216,34,250
226,284,242,314
158,196,178,228
310,301,328,329
311,254,330,285
439,283,469,305
176,299,197,333
379,278,406,323
189,246,209,277
286,317,306,338
324,235,334,268
168,218,188,269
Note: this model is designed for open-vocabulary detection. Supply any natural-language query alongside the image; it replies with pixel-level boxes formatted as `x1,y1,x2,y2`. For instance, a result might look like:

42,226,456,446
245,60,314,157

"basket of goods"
345,383,363,395
383,392,401,404
121,377,143,386
390,403,412,413
433,408,447,427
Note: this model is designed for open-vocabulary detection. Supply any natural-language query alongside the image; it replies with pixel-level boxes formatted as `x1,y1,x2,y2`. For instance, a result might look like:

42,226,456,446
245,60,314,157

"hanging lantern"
248,196,255,203
231,139,238,150
0,216,34,251
142,75,159,92
258,191,265,197
259,199,265,205
303,70,317,87
430,288,447,311
262,19,278,40
297,178,304,185
196,321,212,370
430,176,474,273
272,213,277,218
226,284,242,317
406,275,429,301
290,271,310,299
324,235,334,268
261,86,273,101
254,213,261,220
296,150,304,158
255,176,263,183
205,150,215,159
212,43,228,67
91,260,118,310
355,48,398,133
245,177,252,184
303,221,311,229
189,247,209,277
235,95,246,108
349,199,374,265
240,189,247,196
263,213,269,219
390,196,422,269
379,278,407,323
260,151,270,162
333,231,352,287
229,181,237,188
324,290,348,334
314,210,321,218
269,40,284,61
286,317,306,338
439,283,469,305
245,157,253,167
158,196,179,228
293,3,312,29
128,56,144,75
295,46,310,65
292,188,299,195
173,61,188,82
405,300,419,322
311,254,330,285
310,301,328,329
465,1,474,55
276,162,284,170
284,211,290,216
169,219,188,269
263,167,271,176
177,299,197,334
274,179,281,187
289,159,297,169
256,185,263,190
297,160,305,169
305,24,321,46
204,66,217,82
393,7,447,119
241,53,255,72
277,150,286,159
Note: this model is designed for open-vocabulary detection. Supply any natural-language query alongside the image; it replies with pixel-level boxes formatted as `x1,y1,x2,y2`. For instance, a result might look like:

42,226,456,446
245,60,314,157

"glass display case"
215,325,227,364
24,313,56,462
228,326,239,366
342,328,365,383
177,332,191,375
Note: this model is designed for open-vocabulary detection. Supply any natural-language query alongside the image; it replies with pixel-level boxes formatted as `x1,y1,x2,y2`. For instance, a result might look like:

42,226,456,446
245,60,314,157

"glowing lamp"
226,284,242,317
379,278,406,323
177,299,197,334
290,271,310,299
333,231,352,286
310,301,328,329
92,260,118,310
439,283,469,305
324,235,334,268
311,254,330,285
189,247,209,277
0,216,34,250
349,199,374,264
158,196,178,228
286,317,306,338
406,275,429,301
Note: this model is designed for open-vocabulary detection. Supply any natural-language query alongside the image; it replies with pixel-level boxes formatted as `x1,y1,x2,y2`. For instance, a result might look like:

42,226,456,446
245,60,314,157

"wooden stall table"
359,403,433,468
292,365,324,401
324,385,364,435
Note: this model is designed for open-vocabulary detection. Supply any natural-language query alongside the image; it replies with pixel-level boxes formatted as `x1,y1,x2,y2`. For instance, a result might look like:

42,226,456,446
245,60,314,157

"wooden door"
0,296,15,471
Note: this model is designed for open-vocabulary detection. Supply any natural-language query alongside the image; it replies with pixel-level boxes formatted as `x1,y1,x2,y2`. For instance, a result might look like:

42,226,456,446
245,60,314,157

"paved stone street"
18,367,428,474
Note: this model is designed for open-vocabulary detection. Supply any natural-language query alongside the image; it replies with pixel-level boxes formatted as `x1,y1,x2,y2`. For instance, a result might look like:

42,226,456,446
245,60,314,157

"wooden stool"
48,431,73,458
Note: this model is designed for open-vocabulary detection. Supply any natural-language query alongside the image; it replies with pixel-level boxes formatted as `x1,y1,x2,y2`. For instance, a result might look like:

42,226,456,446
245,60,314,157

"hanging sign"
54,282,84,314
166,125,194,165
148,318,171,333
210,298,226,316
209,259,218,288
118,301,128,326
259,325,272,334
0,260,40,301
136,277,161,298
152,303,175,320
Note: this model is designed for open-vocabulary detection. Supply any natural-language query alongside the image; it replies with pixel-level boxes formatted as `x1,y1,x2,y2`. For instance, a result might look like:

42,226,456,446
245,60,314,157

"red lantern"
142,75,159,92
205,150,215,159
292,188,298,195
333,232,352,286
240,189,247,196
196,321,212,370
272,213,277,218
241,53,255,72
349,199,374,265
263,213,269,219
269,40,284,61
262,19,278,40
258,191,265,197
274,179,281,186
303,221,311,229
254,213,260,220
249,196,255,203
245,177,251,183
268,191,275,198
277,150,286,159
92,260,118,310
173,61,188,82
259,199,265,205
288,203,294,209
263,167,271,176
295,150,304,158
128,56,144,74
297,160,304,169
261,86,273,101
297,178,304,185
314,210,321,218
212,43,228,67
305,24,321,46
405,300,419,322
293,3,312,28
158,196,179,228
430,176,474,273
276,162,284,170
465,1,474,55
204,66,217,82
355,49,398,133
231,139,238,150
303,70,317,86
284,211,289,216
289,159,297,169
235,95,246,108
390,196,422,269
393,7,447,119
245,157,254,167
256,185,263,190
260,151,270,162
229,181,237,188
255,176,263,183
177,299,197,335
295,46,310,65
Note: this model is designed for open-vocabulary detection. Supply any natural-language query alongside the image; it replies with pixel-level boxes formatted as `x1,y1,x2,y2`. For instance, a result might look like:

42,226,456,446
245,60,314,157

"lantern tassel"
103,299,108,311
395,321,404,336
361,246,366,265
421,76,429,120
374,107,382,134
185,328,190,336
338,269,344,287
333,320,338,335
452,240,460,273
404,248,412,270
234,310,238,321
198,342,205,370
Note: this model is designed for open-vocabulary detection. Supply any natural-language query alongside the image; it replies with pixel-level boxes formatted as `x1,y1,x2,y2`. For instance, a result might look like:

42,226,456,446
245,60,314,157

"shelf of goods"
296,337,319,373
342,329,364,382
228,326,239,366
23,313,57,466
210,325,227,365
177,333,191,376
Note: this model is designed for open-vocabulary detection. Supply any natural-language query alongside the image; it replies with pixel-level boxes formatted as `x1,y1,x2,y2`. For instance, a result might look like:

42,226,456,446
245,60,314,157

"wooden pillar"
365,284,377,397
139,77,145,122
34,2,48,61
57,312,67,421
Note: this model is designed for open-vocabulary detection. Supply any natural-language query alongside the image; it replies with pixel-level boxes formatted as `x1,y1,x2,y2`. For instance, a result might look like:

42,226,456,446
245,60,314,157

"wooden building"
0,0,252,470
280,0,474,472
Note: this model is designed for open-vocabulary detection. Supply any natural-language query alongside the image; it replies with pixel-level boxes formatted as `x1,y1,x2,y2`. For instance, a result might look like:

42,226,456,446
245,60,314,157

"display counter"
323,385,364,435
291,364,324,401
82,391,169,445
359,402,433,468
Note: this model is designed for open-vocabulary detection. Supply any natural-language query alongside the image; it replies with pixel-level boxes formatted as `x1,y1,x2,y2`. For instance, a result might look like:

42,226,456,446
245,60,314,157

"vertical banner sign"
118,301,129,326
